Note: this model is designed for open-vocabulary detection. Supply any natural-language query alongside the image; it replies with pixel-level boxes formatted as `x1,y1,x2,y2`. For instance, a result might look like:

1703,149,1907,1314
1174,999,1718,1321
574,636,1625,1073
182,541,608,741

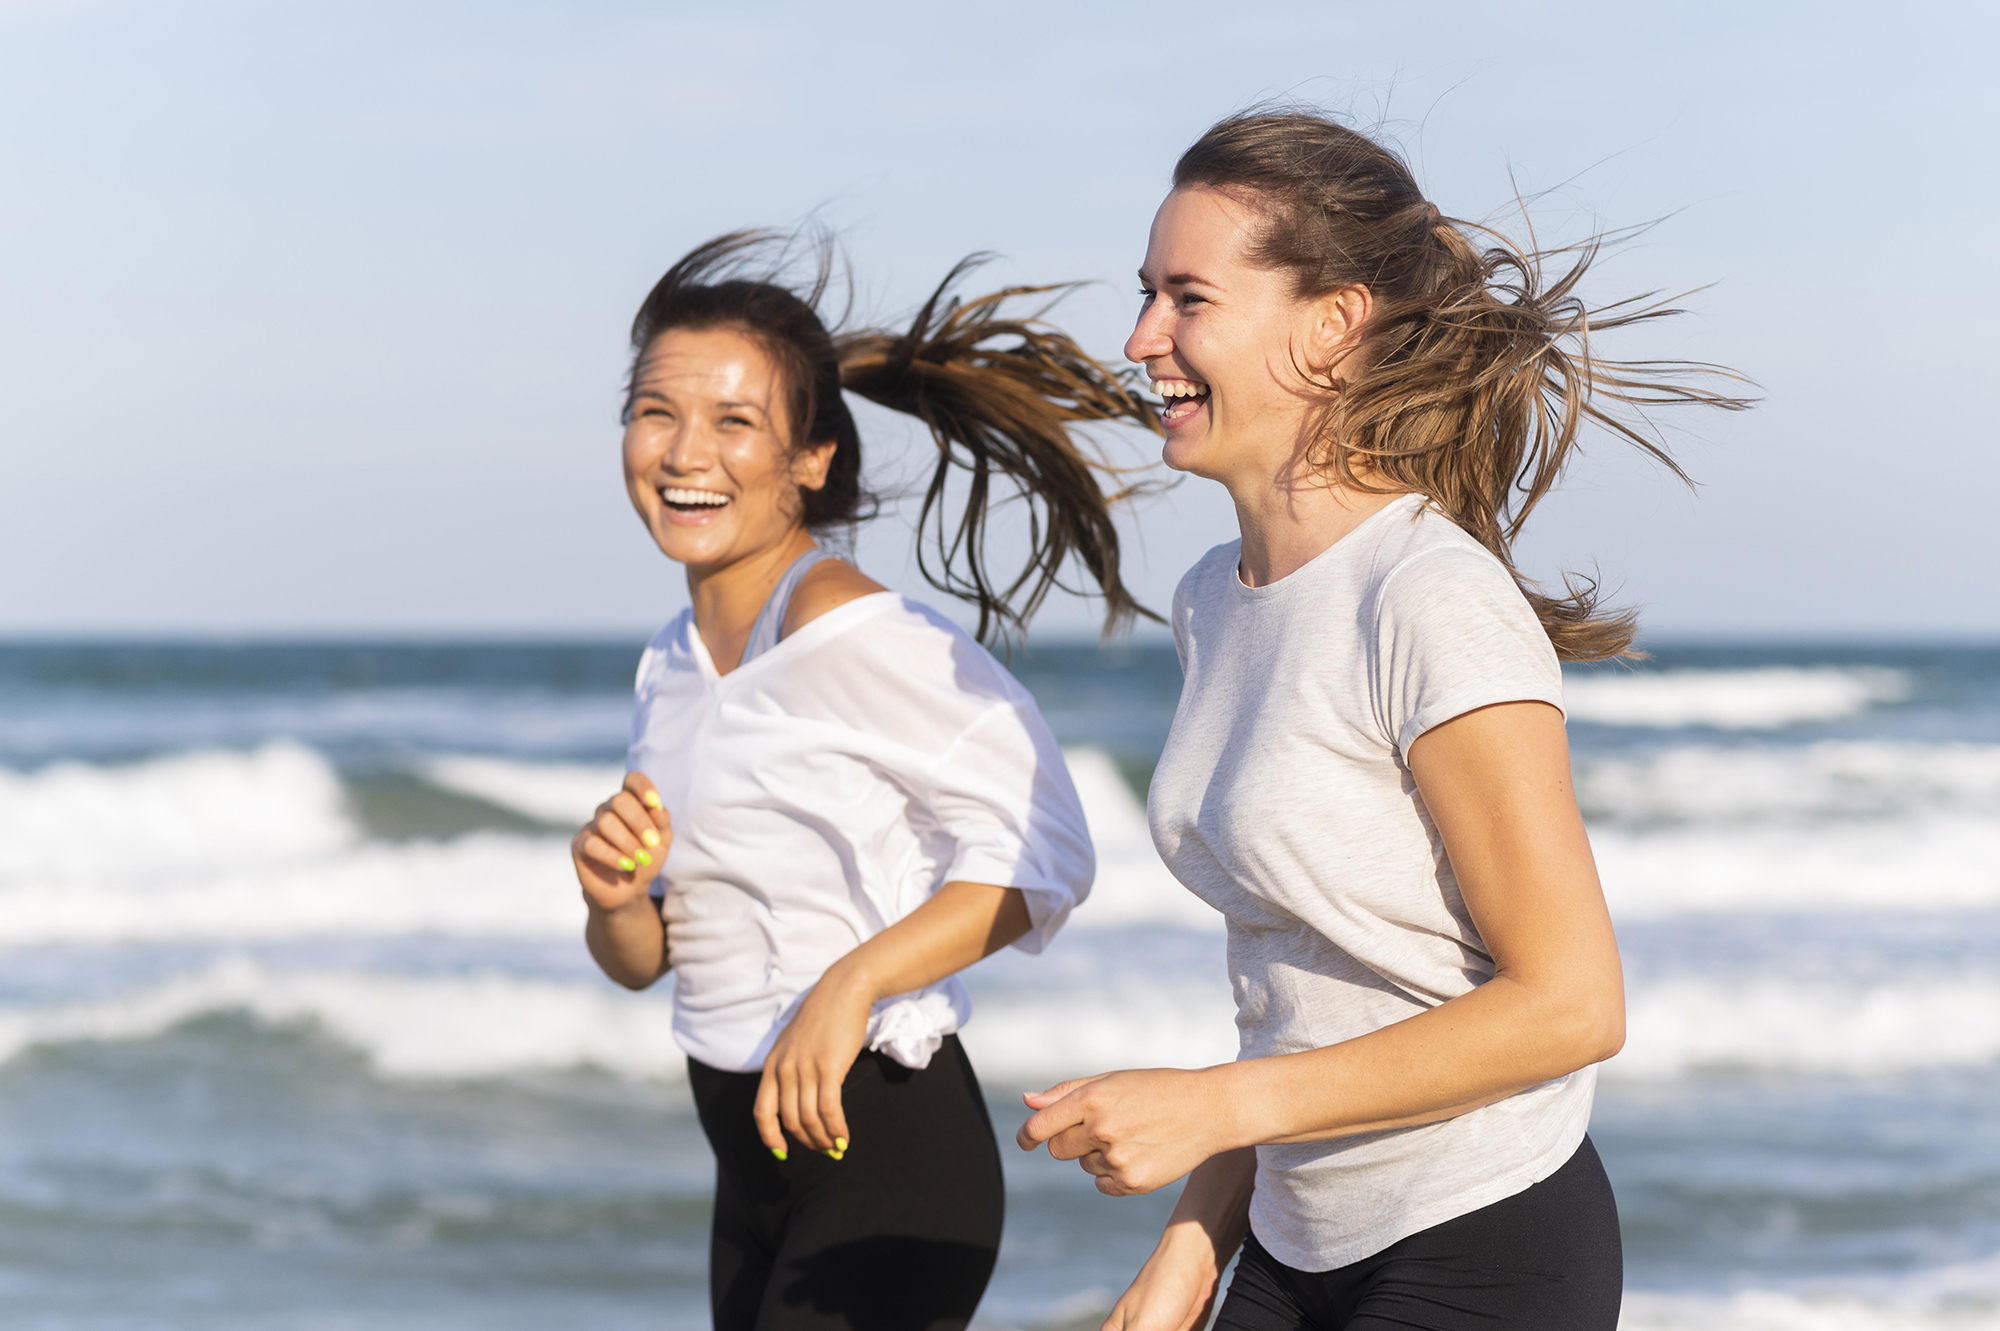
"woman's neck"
686,527,818,673
1229,468,1405,589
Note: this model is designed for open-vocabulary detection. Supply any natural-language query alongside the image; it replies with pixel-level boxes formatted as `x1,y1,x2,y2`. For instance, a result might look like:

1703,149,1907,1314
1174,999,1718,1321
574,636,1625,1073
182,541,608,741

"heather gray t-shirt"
1148,493,1594,1272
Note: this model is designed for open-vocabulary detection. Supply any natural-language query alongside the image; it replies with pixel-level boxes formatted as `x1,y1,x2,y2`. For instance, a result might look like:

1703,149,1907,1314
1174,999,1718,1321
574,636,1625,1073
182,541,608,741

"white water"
6,742,1999,950
0,741,358,878
1594,816,2000,917
6,953,1997,1084
1562,667,1912,730
1622,1252,2000,1330
1576,741,2000,825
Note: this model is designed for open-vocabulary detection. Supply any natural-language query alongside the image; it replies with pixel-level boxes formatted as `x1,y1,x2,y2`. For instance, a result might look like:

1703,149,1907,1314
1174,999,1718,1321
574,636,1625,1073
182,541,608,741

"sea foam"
0,742,357,880
0,834,584,946
0,956,683,1080
1594,815,2000,917
4,956,1996,1084
1562,666,1911,729
1577,740,2000,826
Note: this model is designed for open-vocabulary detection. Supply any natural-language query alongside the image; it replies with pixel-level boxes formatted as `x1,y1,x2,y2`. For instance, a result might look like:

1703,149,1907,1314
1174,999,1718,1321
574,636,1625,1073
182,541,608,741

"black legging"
1215,1137,1622,1331
687,1035,1005,1331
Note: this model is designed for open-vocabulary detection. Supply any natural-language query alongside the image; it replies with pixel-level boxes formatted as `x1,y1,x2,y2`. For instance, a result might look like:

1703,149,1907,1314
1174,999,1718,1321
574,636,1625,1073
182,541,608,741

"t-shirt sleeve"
1371,547,1564,755
924,696,1095,955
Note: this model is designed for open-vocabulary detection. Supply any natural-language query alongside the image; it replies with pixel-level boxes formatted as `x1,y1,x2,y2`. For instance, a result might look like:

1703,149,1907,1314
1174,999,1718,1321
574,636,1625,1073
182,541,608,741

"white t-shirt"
628,592,1093,1074
1148,493,1594,1272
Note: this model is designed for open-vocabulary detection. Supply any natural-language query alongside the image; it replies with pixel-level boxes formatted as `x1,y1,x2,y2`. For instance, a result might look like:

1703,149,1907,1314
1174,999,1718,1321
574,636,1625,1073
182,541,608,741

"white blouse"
628,592,1093,1073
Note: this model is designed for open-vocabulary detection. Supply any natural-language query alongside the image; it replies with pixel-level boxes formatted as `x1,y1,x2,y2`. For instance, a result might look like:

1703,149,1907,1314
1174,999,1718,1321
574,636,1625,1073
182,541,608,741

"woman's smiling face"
620,326,832,574
1125,186,1350,489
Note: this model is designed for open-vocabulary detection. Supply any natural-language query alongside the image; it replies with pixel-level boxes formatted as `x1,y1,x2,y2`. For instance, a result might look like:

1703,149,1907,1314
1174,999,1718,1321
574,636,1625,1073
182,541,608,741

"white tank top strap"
739,546,839,666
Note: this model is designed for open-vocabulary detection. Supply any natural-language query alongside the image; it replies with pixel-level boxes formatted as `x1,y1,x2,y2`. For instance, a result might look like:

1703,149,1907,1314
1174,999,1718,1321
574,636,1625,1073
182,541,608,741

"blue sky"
3,0,1994,638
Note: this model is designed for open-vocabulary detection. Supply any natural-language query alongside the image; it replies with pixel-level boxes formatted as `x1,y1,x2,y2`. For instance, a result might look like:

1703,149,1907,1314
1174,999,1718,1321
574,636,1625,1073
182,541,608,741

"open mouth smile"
659,486,733,519
1149,377,1210,427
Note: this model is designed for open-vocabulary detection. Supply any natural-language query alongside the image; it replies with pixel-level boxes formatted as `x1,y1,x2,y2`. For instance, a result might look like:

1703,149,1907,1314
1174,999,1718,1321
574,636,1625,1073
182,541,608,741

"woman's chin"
1160,430,1218,477
651,522,735,569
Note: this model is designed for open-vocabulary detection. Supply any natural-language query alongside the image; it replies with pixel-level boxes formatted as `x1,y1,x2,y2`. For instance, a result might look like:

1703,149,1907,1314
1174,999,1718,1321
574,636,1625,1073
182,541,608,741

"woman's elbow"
1566,989,1625,1068
1535,984,1625,1072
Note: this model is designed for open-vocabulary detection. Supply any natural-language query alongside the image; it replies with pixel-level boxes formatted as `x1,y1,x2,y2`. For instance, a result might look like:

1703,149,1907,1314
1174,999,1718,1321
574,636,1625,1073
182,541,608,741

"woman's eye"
1178,292,1206,308
719,415,751,428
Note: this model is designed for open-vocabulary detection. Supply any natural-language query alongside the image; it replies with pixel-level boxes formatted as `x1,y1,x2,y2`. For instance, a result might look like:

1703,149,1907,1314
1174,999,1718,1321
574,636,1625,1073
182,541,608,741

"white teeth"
660,487,729,506
1149,379,1208,399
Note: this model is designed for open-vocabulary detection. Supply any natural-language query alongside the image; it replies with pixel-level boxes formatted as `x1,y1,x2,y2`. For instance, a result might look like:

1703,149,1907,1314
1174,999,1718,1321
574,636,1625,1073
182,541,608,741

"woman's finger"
777,1064,807,1150
606,790,665,860
576,832,639,876
794,1065,831,1152
816,1067,849,1156
1022,1073,1105,1110
1017,1085,1093,1149
593,809,642,857
752,1067,789,1160
1045,1122,1106,1163
622,771,673,833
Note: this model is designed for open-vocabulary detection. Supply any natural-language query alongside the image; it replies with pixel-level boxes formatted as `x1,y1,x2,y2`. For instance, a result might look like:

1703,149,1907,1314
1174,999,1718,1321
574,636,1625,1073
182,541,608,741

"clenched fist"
572,771,673,913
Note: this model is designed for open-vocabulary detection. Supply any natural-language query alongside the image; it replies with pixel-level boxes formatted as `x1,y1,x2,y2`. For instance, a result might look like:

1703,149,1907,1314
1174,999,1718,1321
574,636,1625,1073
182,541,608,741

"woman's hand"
1016,1067,1235,1196
576,772,673,990
571,772,672,911
1101,1147,1256,1331
1101,1223,1231,1331
755,966,874,1159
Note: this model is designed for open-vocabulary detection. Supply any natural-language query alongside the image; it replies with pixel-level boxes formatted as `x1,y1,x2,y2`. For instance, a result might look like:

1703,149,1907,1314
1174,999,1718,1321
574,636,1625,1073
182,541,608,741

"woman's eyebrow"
1140,267,1218,288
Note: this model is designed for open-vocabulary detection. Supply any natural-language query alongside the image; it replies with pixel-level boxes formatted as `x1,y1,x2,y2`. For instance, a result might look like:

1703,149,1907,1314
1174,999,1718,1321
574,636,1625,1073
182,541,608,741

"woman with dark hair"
570,233,1156,1331
1016,111,1748,1331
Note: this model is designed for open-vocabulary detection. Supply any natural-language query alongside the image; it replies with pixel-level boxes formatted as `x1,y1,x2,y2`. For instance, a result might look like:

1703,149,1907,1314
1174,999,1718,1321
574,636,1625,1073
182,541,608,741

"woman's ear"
1311,284,1373,372
792,438,839,492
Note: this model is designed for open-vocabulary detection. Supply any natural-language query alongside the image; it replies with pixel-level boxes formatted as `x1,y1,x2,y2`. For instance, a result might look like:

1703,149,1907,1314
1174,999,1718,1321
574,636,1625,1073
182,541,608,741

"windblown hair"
1175,109,1752,660
627,232,1160,643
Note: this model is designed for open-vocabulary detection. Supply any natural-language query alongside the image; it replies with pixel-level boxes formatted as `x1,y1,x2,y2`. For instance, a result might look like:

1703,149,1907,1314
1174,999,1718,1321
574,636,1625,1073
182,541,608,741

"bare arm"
1098,1148,1257,1331
756,880,1033,1157
1021,700,1624,1194
574,772,674,990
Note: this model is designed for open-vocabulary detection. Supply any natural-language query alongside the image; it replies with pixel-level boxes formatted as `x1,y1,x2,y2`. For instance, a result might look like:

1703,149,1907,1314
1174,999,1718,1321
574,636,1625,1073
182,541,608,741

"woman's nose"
664,424,711,475
1125,303,1171,367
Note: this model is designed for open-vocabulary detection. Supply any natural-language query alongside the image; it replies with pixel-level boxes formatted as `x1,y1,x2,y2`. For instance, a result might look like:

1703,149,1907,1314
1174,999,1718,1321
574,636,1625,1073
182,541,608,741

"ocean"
2,636,1998,1330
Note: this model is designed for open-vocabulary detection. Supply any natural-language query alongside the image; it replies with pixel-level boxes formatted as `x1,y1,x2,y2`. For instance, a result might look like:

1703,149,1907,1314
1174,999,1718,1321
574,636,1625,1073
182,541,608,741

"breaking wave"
1563,667,1912,730
5,957,1997,1085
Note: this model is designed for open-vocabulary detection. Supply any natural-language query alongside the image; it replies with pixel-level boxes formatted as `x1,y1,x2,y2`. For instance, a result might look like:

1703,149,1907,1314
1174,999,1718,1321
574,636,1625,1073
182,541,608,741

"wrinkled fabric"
1151,495,1594,1270
631,593,1092,1072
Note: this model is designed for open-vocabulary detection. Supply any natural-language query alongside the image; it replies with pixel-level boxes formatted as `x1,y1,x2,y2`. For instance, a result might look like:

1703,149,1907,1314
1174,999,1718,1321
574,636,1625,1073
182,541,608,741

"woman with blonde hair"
572,233,1156,1331
1017,111,1746,1331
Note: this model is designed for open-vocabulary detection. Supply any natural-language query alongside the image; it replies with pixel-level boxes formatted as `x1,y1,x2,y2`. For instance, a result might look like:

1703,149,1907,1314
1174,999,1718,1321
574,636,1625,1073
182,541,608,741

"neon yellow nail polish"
618,857,636,873
771,1146,787,1161
835,1137,848,1152
643,791,663,809
636,849,652,866
642,829,661,848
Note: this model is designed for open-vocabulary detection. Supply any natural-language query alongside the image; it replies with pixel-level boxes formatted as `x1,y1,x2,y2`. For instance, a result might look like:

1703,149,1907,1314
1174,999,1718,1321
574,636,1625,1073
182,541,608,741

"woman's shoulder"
781,557,890,638
1171,539,1247,607
855,596,1028,702
1365,505,1556,670
1366,501,1519,601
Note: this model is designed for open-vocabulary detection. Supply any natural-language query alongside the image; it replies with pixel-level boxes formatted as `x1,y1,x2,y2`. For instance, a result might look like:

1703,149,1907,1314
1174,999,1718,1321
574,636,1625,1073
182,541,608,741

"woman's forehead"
1147,187,1257,267
633,327,779,404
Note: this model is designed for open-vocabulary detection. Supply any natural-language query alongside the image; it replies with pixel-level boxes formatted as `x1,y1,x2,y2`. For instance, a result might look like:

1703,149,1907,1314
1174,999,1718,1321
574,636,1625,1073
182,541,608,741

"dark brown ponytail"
628,231,1159,644
1174,107,1754,660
